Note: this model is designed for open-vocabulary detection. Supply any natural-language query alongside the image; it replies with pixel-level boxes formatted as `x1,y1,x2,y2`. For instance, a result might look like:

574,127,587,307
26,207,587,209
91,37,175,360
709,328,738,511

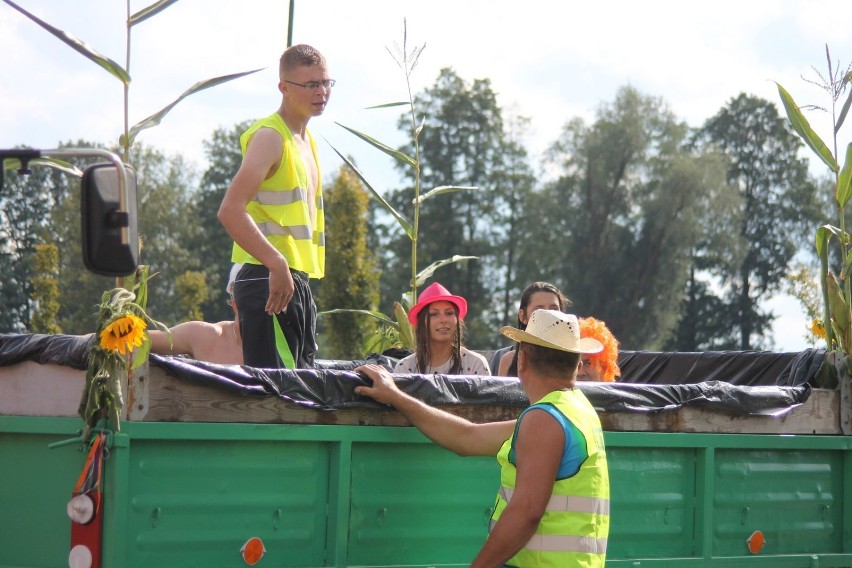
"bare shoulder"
245,126,284,156
172,320,224,335
497,350,515,376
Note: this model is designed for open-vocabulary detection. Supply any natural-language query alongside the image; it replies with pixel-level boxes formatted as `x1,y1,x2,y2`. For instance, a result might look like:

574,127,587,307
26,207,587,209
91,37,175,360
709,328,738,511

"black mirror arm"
0,148,130,247
0,148,43,193
41,148,131,247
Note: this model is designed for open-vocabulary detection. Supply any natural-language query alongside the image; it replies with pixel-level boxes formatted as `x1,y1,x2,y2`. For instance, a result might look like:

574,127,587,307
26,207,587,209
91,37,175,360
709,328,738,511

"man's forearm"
471,501,541,567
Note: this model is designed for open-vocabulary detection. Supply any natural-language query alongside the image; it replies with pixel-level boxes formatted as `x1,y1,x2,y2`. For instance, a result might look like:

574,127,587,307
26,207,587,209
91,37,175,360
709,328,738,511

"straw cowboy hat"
408,282,468,326
500,310,603,354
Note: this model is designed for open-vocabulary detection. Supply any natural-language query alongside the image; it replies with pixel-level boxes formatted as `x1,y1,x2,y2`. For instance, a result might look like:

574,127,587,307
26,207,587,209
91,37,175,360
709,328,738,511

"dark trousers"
233,263,317,369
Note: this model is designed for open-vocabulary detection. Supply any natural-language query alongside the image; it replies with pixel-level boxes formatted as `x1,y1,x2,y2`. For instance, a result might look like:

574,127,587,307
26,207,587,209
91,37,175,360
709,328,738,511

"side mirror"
81,162,139,277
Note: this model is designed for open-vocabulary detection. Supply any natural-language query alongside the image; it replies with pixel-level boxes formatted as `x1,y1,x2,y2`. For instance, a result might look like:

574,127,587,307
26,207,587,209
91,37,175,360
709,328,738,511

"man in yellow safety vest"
355,309,610,567
218,44,330,369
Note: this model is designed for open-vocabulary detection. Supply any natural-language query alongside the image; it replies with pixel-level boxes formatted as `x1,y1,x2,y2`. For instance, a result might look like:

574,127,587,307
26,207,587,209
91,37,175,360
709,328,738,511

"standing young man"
218,45,331,368
355,310,610,567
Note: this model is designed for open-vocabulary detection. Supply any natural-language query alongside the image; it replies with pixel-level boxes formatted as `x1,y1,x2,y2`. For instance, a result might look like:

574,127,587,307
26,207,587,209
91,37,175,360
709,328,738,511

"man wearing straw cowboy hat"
354,310,610,567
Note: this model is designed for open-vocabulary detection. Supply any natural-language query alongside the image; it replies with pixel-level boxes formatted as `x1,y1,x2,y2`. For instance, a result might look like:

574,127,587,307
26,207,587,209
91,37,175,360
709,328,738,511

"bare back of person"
149,320,243,366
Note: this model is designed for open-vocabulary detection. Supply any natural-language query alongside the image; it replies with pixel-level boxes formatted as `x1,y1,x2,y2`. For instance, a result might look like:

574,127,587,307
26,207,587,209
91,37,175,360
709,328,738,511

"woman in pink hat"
394,282,491,375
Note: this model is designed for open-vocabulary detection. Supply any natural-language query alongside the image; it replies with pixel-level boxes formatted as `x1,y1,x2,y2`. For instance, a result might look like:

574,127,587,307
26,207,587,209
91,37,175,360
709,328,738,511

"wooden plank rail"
0,360,846,435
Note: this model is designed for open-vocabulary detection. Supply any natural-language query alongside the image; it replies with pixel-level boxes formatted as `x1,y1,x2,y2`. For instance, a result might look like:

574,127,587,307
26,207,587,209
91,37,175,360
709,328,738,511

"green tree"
192,121,251,322
0,157,61,331
666,264,736,350
694,94,819,349
175,271,208,322
523,86,733,349
489,111,537,333
132,146,200,324
29,243,62,334
316,166,380,359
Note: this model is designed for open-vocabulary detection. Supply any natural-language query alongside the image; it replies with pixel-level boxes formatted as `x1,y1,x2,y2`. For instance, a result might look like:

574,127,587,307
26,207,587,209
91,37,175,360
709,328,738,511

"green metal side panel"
118,437,329,567
348,442,498,565
4,418,852,567
713,448,844,556
607,446,696,558
0,417,83,568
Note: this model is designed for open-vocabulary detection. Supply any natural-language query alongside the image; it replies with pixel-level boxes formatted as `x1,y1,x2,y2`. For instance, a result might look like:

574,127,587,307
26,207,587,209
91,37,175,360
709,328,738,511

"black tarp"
0,334,819,417
148,354,810,417
616,349,824,386
0,333,91,369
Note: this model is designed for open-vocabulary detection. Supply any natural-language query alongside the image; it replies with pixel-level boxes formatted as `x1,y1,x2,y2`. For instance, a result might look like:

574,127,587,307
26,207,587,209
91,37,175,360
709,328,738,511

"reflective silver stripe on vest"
499,486,610,515
317,232,325,246
525,533,608,554
255,187,307,206
257,221,313,240
489,521,608,554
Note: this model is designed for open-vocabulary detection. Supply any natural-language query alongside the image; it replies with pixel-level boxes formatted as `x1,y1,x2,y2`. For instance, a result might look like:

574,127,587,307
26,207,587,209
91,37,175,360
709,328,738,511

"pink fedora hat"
407,282,468,326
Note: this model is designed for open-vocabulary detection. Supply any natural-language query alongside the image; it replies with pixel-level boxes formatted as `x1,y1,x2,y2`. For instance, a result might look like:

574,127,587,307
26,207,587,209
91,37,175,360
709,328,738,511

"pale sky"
3,0,852,351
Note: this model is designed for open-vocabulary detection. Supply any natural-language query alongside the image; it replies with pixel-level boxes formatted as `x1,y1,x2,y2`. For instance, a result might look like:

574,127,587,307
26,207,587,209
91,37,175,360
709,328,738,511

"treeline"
0,69,824,356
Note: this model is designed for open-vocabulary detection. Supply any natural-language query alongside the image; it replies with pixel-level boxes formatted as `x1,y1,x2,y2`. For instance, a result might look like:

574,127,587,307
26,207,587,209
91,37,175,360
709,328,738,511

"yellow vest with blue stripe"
231,113,325,278
492,389,610,567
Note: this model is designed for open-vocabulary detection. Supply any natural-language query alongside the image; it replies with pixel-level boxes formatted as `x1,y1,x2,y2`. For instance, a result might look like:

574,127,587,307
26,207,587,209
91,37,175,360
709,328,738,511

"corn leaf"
413,255,478,287
776,82,838,173
414,115,425,139
3,157,83,177
837,142,852,207
393,302,414,348
325,140,415,239
126,68,263,146
365,102,410,110
319,308,398,328
835,72,852,134
827,274,850,351
335,122,416,168
816,224,842,259
400,290,415,311
413,185,478,205
129,0,180,26
816,225,834,258
3,0,130,84
131,340,151,369
841,251,852,281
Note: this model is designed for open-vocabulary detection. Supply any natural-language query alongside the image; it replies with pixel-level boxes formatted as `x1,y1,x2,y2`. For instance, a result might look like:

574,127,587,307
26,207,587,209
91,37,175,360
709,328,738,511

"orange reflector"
241,537,266,565
747,530,765,554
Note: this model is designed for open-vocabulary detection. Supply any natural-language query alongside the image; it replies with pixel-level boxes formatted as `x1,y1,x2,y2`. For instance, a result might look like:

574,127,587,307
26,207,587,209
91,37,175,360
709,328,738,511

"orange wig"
579,317,620,382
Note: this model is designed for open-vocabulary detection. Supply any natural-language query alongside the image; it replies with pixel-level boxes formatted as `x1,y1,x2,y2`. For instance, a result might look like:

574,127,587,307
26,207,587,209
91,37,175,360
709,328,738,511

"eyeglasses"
284,79,336,90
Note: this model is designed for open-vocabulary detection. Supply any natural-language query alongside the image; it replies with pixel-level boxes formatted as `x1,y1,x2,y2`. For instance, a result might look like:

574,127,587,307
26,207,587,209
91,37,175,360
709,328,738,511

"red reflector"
241,537,266,565
747,530,765,554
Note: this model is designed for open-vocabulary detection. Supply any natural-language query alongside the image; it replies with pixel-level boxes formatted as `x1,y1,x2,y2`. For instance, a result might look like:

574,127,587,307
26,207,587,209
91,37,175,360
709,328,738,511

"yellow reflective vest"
231,113,325,278
492,389,610,567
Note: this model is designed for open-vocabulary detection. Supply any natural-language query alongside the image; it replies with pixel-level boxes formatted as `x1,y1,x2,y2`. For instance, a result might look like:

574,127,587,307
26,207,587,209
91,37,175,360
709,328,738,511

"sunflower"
811,319,826,340
99,313,148,355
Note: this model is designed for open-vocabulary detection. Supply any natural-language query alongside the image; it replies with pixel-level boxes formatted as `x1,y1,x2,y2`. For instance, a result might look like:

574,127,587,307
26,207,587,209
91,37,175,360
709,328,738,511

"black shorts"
232,263,317,369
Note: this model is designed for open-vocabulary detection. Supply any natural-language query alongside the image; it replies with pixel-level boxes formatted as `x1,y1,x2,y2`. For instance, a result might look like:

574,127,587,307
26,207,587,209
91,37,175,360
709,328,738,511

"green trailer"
1,348,852,567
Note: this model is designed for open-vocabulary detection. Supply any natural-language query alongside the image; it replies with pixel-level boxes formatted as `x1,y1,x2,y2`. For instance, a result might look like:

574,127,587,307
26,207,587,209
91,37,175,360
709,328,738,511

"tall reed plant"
776,46,852,360
325,20,476,350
